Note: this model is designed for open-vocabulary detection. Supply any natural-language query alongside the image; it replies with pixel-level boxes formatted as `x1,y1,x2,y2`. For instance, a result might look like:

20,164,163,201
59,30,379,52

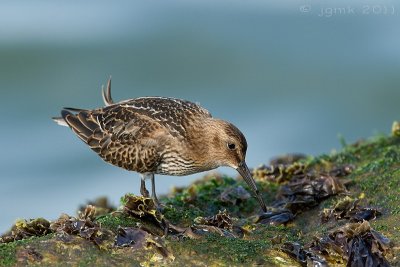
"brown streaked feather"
77,112,99,131
59,95,214,174
62,110,92,141
61,105,168,173
64,107,89,112
116,97,212,138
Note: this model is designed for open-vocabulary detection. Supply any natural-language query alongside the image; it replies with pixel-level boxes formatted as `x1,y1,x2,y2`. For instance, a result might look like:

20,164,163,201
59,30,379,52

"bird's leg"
150,173,164,212
150,173,165,213
140,174,150,198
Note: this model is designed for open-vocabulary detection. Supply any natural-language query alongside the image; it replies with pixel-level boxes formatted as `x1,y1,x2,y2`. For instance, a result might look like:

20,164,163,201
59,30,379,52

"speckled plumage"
54,79,267,212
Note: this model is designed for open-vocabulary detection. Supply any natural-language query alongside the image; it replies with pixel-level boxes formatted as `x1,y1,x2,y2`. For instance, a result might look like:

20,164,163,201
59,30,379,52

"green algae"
1,134,400,266
165,175,279,219
0,241,18,266
0,234,54,266
96,213,139,232
174,234,271,264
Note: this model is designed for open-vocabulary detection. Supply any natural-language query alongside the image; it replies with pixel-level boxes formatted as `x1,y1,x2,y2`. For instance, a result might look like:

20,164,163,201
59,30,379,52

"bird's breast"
155,148,216,176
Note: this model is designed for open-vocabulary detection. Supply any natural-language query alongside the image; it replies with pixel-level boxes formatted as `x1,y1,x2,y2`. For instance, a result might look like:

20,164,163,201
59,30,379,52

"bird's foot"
156,204,166,213
140,188,150,198
152,197,165,213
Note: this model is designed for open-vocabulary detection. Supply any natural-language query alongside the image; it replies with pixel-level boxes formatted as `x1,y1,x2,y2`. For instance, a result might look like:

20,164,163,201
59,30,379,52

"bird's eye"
227,143,236,150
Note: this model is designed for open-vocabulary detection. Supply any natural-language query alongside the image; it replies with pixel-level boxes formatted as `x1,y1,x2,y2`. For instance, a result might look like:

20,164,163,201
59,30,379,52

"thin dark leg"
140,175,150,197
150,173,161,207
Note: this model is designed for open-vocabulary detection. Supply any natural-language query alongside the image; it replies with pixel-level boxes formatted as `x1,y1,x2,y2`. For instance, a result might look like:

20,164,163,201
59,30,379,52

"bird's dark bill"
236,162,267,212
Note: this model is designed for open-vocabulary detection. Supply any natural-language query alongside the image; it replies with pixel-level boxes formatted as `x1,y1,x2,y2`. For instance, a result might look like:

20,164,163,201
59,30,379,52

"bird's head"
208,120,248,169
204,119,267,212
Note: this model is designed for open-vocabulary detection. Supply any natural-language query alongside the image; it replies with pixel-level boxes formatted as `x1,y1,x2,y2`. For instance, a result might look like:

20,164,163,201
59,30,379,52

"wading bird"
54,79,267,212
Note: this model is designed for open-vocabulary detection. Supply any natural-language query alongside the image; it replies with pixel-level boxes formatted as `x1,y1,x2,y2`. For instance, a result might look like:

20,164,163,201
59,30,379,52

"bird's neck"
184,118,227,169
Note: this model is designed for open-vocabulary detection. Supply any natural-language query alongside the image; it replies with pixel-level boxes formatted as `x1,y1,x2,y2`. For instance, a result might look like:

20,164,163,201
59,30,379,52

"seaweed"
194,210,233,231
219,185,251,205
121,194,168,236
115,226,173,260
190,225,237,238
0,218,51,243
50,205,114,249
122,194,164,224
78,196,116,217
283,221,392,266
256,209,294,226
392,121,400,137
269,154,308,166
115,227,147,248
309,221,392,266
252,162,306,183
190,210,246,238
281,242,328,267
321,196,381,223
256,169,348,226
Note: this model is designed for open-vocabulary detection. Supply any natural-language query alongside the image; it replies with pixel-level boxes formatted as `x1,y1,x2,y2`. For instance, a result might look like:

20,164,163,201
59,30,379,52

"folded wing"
61,105,165,172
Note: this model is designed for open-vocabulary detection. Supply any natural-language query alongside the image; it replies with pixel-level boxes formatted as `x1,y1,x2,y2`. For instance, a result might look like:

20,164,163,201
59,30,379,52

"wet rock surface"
1,135,400,266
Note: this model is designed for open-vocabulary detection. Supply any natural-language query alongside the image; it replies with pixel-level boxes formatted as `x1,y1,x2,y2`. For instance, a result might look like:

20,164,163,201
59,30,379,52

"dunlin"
54,79,267,212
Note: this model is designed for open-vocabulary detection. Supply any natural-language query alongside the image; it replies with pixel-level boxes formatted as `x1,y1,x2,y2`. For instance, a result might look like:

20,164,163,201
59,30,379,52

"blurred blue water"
1,0,400,233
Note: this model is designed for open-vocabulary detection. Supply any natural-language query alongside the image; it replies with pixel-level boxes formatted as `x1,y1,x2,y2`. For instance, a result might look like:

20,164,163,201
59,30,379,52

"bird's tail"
53,76,113,126
52,116,68,127
102,77,114,106
52,107,89,128
53,107,106,155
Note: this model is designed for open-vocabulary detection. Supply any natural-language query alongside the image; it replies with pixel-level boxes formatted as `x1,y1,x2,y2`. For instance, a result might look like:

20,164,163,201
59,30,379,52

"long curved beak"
236,161,267,212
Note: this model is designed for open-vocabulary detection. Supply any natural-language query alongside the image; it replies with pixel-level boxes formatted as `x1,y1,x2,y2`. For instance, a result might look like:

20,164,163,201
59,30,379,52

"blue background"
1,0,399,232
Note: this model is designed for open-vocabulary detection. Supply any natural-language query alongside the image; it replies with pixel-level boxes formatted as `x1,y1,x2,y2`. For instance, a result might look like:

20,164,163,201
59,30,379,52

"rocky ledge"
1,124,400,266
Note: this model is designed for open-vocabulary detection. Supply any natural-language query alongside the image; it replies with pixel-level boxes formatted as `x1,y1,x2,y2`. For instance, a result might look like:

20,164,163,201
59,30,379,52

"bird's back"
59,96,212,174
119,97,212,137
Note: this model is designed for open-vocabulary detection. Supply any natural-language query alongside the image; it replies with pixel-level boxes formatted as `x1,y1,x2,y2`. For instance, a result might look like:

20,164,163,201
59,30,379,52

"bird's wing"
117,97,212,138
61,105,167,172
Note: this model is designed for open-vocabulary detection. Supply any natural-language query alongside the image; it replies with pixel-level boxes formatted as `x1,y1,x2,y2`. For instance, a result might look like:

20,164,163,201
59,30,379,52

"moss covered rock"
1,135,399,266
